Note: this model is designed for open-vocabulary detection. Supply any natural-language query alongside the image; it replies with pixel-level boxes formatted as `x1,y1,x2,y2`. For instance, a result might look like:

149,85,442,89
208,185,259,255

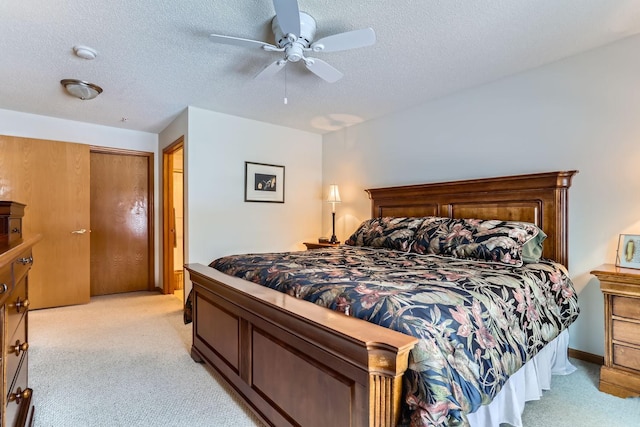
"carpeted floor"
514,358,640,427
29,291,263,427
29,291,640,427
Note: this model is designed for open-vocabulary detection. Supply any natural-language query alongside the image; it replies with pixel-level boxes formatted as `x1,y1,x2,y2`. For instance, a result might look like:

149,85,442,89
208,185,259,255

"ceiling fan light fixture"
60,79,103,100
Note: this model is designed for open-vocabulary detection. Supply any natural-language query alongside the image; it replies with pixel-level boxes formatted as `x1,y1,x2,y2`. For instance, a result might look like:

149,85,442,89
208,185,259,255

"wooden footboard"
186,263,418,427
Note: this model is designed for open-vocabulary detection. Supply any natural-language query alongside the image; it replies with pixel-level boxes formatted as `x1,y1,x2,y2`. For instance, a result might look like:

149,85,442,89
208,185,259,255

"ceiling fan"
209,0,376,83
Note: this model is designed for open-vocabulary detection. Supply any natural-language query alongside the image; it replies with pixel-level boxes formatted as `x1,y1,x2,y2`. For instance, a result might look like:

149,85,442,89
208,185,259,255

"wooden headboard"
366,171,577,267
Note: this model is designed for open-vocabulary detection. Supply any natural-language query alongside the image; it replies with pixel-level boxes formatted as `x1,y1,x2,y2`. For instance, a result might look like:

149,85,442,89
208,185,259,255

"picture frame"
244,161,285,203
616,234,640,269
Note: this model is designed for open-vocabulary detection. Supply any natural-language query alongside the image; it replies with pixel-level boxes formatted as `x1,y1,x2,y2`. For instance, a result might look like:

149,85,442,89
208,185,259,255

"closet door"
89,149,152,295
0,135,91,308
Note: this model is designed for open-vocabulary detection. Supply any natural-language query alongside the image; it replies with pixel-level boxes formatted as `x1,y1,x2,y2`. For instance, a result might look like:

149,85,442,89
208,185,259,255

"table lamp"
327,184,341,244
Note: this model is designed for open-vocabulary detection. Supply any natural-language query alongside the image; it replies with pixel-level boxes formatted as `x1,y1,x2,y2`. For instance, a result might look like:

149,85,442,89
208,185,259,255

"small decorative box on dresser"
0,202,25,250
0,202,40,427
591,264,640,398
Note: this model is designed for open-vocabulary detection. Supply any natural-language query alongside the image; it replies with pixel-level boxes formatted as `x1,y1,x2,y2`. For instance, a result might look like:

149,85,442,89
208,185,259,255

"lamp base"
330,212,339,244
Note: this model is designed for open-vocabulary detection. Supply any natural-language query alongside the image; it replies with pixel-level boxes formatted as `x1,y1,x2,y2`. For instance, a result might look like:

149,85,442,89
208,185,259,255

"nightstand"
591,264,640,398
303,242,340,250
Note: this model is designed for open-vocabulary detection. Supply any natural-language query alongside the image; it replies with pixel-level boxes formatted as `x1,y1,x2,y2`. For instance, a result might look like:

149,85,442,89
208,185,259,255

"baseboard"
568,347,604,365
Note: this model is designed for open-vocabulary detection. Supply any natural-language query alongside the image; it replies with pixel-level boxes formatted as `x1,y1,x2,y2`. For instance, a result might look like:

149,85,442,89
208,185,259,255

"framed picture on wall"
616,234,640,269
244,161,285,203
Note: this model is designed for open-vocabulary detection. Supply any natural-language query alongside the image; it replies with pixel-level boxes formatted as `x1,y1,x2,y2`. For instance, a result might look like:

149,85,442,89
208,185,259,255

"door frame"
90,146,155,291
162,137,184,295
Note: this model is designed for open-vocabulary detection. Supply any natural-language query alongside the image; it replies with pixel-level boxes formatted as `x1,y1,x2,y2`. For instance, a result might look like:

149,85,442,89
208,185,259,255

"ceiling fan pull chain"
284,66,288,105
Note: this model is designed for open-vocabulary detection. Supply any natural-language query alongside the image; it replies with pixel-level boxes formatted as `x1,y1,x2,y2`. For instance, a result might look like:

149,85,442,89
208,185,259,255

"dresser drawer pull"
0,283,7,294
15,298,30,313
11,227,20,233
10,340,29,357
18,256,33,265
8,387,31,405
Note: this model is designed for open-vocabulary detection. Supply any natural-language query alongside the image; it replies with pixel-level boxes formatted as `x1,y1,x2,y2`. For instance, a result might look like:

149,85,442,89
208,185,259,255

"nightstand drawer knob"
11,227,20,233
10,340,29,357
0,283,7,294
9,387,31,405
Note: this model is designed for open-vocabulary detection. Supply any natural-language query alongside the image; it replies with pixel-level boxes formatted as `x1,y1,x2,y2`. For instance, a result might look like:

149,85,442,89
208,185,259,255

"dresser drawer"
613,344,640,372
0,264,12,297
5,353,32,427
12,248,33,285
612,295,640,320
7,277,27,341
6,318,28,389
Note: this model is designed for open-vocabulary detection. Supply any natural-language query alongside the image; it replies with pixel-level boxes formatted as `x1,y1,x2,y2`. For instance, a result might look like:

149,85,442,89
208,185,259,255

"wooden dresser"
591,264,640,398
1,202,40,426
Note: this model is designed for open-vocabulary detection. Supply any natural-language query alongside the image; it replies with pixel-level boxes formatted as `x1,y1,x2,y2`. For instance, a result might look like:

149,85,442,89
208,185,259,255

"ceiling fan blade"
255,60,287,80
310,28,376,53
272,0,301,36
210,34,277,50
304,58,343,83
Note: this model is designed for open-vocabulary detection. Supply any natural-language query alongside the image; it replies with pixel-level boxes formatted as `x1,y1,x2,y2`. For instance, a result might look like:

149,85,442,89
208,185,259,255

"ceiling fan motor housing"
272,11,317,48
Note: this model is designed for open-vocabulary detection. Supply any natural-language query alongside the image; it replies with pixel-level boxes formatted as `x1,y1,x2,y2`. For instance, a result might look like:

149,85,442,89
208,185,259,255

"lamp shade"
326,184,341,203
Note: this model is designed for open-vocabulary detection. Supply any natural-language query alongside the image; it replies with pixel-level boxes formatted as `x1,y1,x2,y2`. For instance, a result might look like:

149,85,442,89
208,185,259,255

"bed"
185,170,579,427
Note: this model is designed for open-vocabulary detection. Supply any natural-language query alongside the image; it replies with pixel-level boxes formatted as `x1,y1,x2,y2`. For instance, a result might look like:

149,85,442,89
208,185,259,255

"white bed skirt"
466,329,575,427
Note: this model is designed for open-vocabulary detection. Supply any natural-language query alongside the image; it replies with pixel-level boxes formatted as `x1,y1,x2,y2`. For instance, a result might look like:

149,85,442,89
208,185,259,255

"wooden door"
90,149,153,295
0,135,91,308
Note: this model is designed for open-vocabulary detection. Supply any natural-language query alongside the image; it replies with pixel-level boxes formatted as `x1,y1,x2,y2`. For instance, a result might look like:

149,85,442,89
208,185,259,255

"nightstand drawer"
612,296,640,319
303,242,340,250
613,344,640,371
612,319,640,347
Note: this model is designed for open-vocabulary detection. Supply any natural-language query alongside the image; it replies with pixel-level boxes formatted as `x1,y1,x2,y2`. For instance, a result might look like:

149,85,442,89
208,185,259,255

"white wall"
0,108,161,285
322,34,640,357
0,109,157,151
185,106,323,271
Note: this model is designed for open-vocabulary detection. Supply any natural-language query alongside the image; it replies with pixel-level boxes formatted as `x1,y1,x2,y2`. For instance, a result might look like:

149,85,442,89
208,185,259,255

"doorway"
90,147,155,296
162,137,185,300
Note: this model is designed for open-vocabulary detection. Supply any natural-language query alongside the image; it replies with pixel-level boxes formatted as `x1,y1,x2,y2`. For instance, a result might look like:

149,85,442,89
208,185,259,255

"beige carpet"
29,291,640,427
29,291,264,427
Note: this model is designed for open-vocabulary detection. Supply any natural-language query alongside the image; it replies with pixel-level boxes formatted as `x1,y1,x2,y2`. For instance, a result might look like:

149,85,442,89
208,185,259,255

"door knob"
71,229,87,234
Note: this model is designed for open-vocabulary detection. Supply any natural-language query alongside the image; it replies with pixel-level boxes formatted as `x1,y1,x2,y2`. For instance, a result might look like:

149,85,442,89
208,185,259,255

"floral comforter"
209,246,579,426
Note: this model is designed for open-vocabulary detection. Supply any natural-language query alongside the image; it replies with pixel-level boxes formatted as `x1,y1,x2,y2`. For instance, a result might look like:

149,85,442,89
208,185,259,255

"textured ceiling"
2,1,640,134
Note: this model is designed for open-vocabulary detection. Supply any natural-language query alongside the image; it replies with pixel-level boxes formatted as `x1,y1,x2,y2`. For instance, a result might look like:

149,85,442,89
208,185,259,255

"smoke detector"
73,45,97,60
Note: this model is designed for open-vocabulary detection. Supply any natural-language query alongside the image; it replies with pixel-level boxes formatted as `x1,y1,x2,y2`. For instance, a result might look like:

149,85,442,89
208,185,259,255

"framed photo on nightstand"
616,234,640,269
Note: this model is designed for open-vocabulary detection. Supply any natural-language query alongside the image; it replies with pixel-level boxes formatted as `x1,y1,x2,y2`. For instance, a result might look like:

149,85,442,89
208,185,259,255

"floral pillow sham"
345,216,424,252
411,217,542,266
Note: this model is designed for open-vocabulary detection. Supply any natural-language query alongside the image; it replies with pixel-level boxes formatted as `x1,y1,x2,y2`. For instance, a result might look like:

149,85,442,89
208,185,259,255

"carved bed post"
368,343,413,426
